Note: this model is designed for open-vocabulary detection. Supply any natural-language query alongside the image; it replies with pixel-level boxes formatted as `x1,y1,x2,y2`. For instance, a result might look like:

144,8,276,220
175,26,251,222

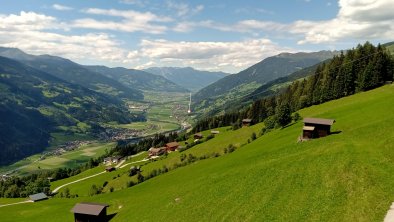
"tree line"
192,42,394,132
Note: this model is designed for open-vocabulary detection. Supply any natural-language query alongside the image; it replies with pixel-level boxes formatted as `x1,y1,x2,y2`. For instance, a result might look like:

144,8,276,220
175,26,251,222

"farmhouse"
111,156,121,164
194,133,203,139
148,147,166,157
29,193,48,202
165,142,180,152
302,117,335,139
71,202,109,222
211,130,220,134
103,156,121,164
242,119,252,127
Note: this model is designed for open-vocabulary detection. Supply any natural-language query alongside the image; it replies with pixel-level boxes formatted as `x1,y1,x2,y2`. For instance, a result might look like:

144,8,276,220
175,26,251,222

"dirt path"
384,202,394,222
52,171,106,193
51,157,148,194
0,200,33,208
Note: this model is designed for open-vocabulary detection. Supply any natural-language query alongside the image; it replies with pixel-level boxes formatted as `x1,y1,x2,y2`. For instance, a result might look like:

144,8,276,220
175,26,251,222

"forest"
192,42,394,132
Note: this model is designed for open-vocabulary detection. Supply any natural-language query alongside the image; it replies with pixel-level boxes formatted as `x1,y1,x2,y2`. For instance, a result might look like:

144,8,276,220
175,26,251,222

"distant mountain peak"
144,67,230,92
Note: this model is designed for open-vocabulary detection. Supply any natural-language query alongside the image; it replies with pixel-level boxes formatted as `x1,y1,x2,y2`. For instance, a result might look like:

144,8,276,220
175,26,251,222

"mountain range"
192,50,338,116
144,67,229,92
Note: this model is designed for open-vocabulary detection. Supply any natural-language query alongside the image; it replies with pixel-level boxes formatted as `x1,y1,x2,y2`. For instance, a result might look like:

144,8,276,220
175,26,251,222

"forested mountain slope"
192,51,337,115
0,47,143,100
0,56,139,165
86,66,187,92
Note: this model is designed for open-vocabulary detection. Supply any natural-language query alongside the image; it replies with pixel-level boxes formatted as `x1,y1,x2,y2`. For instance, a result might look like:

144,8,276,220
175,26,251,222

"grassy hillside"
1,84,394,221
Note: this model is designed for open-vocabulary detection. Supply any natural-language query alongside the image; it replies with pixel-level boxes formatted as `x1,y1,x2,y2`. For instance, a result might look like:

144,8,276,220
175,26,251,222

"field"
1,85,394,221
110,91,191,136
51,124,261,197
0,142,115,176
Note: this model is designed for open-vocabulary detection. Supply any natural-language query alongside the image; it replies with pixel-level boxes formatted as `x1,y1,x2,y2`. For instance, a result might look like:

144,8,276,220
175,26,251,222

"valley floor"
1,85,394,221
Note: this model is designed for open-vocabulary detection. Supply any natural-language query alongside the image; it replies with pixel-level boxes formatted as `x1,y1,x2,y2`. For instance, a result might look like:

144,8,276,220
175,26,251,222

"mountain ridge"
144,66,229,92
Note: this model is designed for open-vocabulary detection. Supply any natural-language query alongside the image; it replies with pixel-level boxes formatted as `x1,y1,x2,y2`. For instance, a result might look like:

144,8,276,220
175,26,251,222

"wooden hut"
242,119,252,127
148,147,166,157
29,193,48,202
71,202,109,222
194,133,203,139
302,118,335,139
165,142,180,152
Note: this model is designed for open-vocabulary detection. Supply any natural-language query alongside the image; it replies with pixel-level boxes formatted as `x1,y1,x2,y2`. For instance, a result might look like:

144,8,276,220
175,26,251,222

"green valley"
1,84,393,221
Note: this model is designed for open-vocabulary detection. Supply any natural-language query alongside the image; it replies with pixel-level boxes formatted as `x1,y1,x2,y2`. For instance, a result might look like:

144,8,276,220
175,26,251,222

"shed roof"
303,118,335,126
149,147,165,152
71,202,109,216
194,133,203,137
242,119,252,123
166,142,179,148
303,126,315,131
29,193,48,202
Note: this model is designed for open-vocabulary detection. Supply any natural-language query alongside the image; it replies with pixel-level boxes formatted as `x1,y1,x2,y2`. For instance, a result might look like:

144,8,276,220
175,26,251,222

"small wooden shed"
72,202,109,222
29,193,48,202
242,119,252,127
302,118,335,139
165,142,180,152
194,133,203,139
148,147,166,157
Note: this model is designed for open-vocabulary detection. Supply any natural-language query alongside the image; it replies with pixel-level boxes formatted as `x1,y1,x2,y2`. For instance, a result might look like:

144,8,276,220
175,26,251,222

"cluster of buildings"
148,142,180,157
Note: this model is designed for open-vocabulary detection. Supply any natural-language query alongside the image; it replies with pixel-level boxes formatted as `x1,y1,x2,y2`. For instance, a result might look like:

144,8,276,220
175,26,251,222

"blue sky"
0,0,392,73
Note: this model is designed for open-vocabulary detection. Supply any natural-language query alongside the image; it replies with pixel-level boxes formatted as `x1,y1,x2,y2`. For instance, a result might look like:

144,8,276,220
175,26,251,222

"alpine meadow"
1,1,394,222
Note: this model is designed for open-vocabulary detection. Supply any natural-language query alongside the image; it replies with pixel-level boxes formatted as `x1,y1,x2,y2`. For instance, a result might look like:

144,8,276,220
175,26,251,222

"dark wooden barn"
302,118,335,139
194,133,203,139
72,202,109,222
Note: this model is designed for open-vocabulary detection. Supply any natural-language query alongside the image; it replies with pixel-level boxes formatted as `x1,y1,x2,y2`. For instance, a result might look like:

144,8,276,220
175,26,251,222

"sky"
0,0,393,73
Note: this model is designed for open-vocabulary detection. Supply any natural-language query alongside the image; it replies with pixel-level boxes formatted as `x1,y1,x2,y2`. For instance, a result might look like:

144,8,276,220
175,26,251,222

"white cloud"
0,11,136,64
166,1,204,17
175,0,394,45
137,38,293,72
72,8,171,34
292,0,394,44
0,11,57,31
52,4,73,11
119,0,145,7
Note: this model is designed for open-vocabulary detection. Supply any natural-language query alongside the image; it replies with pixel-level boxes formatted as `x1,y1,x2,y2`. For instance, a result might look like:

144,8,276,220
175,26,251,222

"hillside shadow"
282,122,297,129
107,213,117,221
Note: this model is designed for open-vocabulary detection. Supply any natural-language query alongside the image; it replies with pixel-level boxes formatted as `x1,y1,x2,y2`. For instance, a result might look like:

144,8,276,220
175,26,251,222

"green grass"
0,142,114,176
1,85,394,221
57,125,261,196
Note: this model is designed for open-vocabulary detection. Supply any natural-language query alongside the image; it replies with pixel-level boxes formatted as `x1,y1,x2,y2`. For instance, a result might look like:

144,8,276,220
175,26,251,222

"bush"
251,132,257,141
126,181,136,187
293,112,301,122
109,187,114,192
102,181,108,187
264,115,277,129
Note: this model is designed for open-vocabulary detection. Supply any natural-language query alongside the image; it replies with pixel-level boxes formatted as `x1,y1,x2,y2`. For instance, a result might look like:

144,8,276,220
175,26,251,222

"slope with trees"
0,47,143,100
192,51,337,116
86,66,188,93
0,56,142,165
192,42,393,132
